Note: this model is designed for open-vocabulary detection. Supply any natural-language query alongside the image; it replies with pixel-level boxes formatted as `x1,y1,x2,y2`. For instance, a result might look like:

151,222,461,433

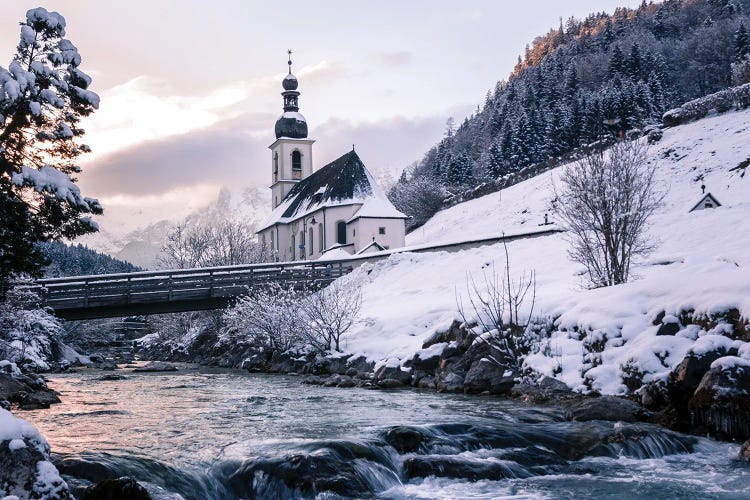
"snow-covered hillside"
341,107,750,395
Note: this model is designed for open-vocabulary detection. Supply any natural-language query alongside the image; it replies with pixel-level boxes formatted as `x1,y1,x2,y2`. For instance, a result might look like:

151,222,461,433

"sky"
0,0,644,236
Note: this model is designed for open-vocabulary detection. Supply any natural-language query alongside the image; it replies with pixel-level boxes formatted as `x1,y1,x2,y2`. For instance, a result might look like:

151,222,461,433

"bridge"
30,227,564,321
31,260,351,320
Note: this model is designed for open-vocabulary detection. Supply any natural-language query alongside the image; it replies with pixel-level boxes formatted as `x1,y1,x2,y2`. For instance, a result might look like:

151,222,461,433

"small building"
256,55,407,261
689,192,722,212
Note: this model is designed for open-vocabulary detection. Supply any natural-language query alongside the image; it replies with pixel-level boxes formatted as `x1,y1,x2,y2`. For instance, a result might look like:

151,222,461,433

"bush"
0,285,63,371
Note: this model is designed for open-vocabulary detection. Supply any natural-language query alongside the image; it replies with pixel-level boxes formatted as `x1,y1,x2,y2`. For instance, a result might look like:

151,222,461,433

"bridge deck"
31,260,351,320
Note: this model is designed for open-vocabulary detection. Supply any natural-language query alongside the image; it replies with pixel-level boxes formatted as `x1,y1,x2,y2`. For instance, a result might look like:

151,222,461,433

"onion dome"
283,73,298,91
275,111,308,139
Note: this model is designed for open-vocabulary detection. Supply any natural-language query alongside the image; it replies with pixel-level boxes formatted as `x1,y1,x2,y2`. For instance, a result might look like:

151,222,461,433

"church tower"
269,51,315,208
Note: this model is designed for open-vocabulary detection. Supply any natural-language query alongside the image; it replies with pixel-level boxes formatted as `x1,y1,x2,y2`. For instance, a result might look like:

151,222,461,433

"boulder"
382,426,427,453
346,355,375,375
270,352,308,374
80,476,152,500
538,376,571,393
97,374,128,381
241,353,268,372
337,378,357,388
0,409,71,499
132,362,177,373
566,396,649,423
374,364,411,384
410,344,446,372
421,320,462,349
377,378,404,389
463,359,516,395
301,376,323,386
689,357,750,441
416,376,436,390
436,372,464,393
740,440,750,463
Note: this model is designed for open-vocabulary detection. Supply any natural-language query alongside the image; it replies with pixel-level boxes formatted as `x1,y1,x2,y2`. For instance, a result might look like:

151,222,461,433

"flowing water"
22,364,750,499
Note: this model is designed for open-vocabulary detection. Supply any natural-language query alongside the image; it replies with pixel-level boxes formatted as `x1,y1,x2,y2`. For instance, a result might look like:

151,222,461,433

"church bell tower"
269,51,314,208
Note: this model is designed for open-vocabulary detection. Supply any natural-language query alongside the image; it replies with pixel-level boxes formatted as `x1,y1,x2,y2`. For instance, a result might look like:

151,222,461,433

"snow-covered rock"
0,408,70,499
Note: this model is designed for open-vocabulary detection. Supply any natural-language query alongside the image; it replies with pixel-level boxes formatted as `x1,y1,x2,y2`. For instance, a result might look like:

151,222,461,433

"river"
22,364,750,499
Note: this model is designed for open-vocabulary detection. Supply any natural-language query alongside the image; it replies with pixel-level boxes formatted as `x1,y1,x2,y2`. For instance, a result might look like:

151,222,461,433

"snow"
710,356,750,371
689,335,742,356
338,107,750,394
20,25,36,47
25,8,66,36
0,408,47,453
318,248,352,261
12,165,100,211
281,111,306,122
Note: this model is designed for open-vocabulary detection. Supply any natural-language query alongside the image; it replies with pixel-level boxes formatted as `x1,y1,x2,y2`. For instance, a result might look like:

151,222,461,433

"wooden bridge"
31,260,351,320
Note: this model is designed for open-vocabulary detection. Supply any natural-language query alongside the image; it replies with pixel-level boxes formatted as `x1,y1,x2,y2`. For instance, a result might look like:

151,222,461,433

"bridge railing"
30,260,351,313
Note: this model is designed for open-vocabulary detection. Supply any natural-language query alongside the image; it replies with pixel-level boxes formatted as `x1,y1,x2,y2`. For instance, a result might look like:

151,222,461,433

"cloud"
377,51,413,67
79,111,273,198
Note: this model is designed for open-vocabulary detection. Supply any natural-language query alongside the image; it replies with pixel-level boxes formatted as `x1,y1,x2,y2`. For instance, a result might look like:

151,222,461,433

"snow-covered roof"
356,240,386,254
689,192,722,212
258,150,406,232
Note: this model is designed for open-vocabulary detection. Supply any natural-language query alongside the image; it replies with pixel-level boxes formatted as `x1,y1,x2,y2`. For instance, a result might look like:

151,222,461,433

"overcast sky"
1,0,643,234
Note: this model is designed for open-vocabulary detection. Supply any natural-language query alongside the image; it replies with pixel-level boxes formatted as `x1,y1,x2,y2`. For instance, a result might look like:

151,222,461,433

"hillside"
341,105,750,395
390,0,750,228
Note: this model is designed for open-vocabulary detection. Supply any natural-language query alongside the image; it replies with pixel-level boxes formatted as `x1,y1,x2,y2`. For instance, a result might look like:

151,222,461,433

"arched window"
309,227,314,255
318,223,324,253
291,150,302,179
273,152,279,181
336,221,347,245
300,230,305,258
291,234,295,260
270,231,275,251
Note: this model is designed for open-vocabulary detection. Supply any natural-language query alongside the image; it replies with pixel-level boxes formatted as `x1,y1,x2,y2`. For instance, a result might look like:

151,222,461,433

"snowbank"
339,107,750,395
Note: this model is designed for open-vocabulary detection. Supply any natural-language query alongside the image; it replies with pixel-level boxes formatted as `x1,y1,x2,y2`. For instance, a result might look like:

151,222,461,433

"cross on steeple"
287,49,293,73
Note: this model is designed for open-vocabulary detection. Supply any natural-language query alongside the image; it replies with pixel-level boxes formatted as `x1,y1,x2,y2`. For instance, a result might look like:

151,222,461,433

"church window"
379,227,386,235
273,152,279,181
270,231,275,250
309,227,314,255
291,234,296,260
292,150,302,179
336,221,347,245
318,223,324,252
300,230,305,257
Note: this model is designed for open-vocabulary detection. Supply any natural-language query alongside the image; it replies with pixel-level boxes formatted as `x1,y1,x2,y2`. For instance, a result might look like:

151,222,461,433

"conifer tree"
0,8,101,293
737,22,750,61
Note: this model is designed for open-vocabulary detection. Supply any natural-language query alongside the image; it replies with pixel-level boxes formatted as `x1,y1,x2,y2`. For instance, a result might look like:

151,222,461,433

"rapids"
22,364,750,499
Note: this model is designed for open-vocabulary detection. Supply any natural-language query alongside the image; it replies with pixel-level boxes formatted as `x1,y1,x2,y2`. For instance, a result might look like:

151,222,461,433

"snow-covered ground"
340,107,750,394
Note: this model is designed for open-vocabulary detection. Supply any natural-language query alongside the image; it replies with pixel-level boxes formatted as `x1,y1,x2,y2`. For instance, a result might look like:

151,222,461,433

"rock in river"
133,362,178,373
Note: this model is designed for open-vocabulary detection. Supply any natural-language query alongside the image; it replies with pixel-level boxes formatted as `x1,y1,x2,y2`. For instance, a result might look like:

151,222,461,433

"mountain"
78,186,270,269
391,0,750,229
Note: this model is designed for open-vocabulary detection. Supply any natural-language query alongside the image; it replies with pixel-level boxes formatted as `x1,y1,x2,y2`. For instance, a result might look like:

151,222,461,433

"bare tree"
457,240,536,366
301,279,362,353
553,140,664,288
221,282,305,352
157,220,268,270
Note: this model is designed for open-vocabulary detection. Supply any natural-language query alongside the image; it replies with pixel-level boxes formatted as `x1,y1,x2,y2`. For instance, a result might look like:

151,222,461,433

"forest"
389,0,750,229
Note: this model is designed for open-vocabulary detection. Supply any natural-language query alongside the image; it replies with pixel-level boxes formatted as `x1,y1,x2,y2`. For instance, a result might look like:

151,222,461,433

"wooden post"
209,270,214,297
84,279,89,308
168,273,173,301
126,276,132,304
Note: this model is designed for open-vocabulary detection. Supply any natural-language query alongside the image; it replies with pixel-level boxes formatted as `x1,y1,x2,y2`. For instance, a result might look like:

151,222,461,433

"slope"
340,107,750,395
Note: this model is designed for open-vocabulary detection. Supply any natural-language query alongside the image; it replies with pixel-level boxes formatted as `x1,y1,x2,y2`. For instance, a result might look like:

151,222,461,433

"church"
257,55,407,261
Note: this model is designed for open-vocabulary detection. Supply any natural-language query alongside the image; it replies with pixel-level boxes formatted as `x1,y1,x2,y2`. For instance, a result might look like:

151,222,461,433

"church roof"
258,150,406,231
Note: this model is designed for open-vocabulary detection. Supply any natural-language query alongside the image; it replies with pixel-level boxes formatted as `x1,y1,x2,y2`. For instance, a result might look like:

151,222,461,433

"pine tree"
737,22,750,61
0,8,101,294
609,45,625,77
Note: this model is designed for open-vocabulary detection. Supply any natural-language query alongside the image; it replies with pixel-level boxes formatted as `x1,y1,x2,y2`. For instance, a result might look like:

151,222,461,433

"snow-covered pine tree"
736,22,750,60
0,8,101,294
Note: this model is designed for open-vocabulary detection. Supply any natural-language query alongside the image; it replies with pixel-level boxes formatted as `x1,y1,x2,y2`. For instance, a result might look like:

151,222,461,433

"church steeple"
275,50,308,139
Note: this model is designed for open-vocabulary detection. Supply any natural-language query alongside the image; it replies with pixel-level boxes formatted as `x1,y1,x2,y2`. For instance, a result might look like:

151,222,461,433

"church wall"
349,217,406,251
